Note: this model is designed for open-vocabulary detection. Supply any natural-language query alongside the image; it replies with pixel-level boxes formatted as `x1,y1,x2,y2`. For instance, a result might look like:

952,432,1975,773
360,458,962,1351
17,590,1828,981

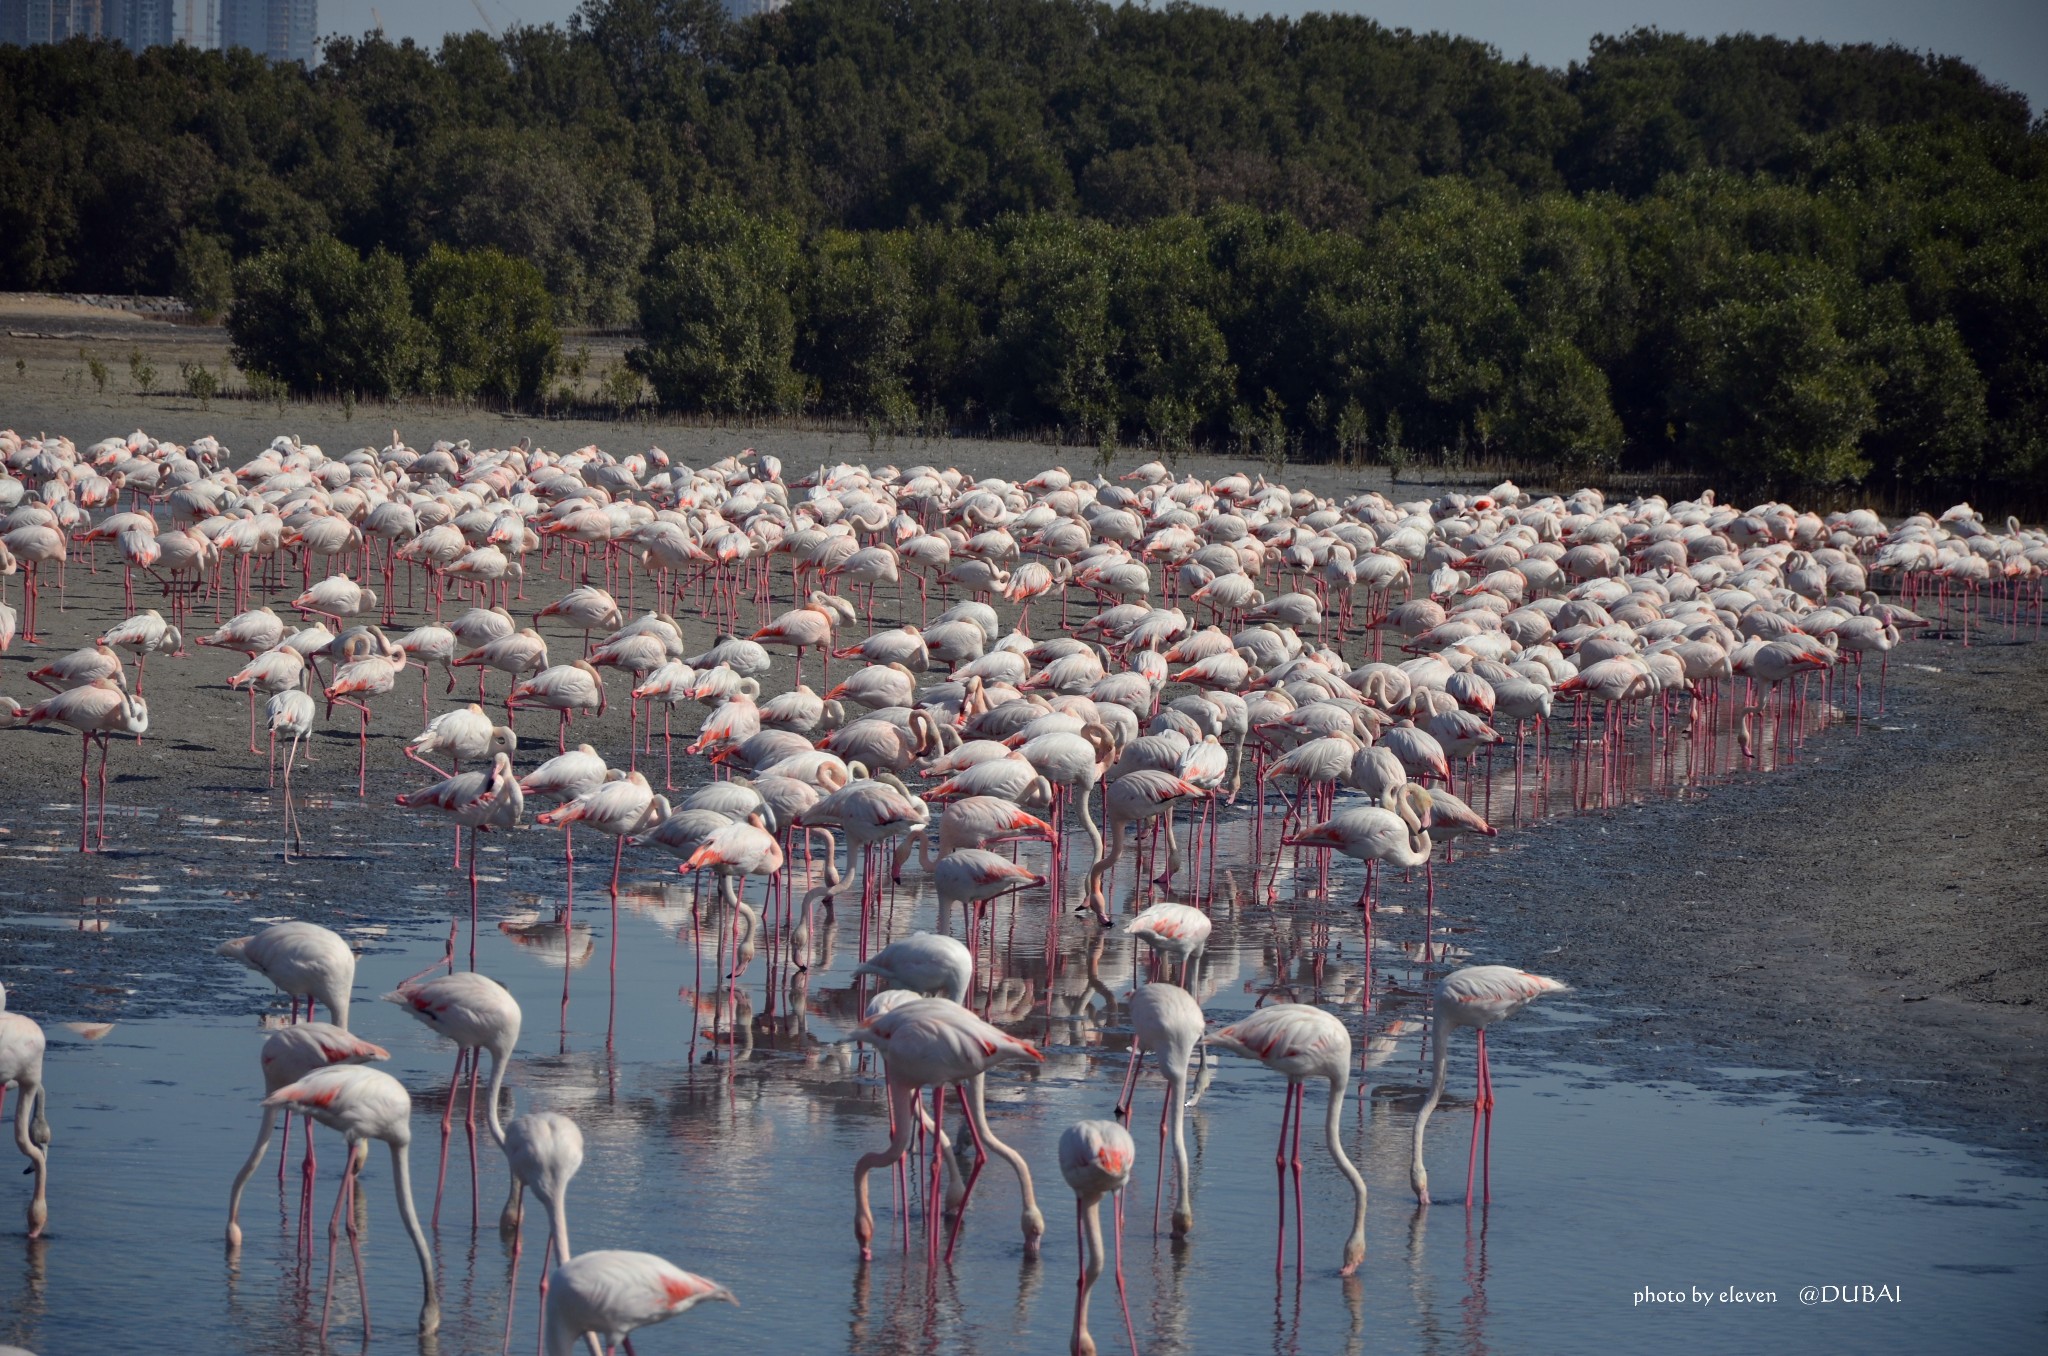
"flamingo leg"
1274,1080,1294,1275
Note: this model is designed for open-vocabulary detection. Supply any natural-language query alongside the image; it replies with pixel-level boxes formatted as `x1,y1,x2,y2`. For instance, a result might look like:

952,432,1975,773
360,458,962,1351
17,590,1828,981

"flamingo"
219,921,356,1027
1114,982,1205,1240
536,769,667,898
1123,902,1210,985
512,659,607,752
323,633,404,796
230,645,308,758
96,609,181,691
452,625,550,709
931,847,1045,947
542,1251,735,1356
521,744,610,914
1286,785,1434,915
394,624,459,721
225,1022,390,1247
538,584,624,651
0,983,50,1238
751,592,847,687
854,931,973,1003
1208,1004,1367,1276
262,1066,440,1336
1,521,62,642
850,996,1046,1259
407,702,517,776
268,689,319,856
10,680,149,851
396,751,525,962
1081,772,1203,922
1060,1119,1139,1356
1411,965,1571,1207
383,971,522,1230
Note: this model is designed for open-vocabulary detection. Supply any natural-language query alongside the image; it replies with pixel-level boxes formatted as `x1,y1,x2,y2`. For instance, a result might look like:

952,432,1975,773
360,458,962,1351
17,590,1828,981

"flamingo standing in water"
1114,982,1205,1240
396,752,525,965
218,921,356,1027
853,931,973,1004
1060,1119,1139,1356
1208,1003,1367,1276
1123,902,1210,985
0,982,50,1238
520,744,610,908
225,1022,389,1247
10,680,149,851
543,1250,735,1356
1411,964,1570,1207
500,1110,599,1353
850,996,1046,1260
262,1066,440,1337
1080,772,1203,923
384,971,521,1230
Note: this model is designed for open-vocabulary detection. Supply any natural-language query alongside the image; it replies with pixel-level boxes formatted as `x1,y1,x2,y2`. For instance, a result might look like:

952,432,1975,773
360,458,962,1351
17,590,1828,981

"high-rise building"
1,0,183,50
0,1,109,44
116,0,176,52
216,0,311,64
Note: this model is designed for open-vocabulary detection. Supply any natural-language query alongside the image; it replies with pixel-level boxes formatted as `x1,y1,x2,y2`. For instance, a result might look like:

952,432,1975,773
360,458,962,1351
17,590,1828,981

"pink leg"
1274,1082,1294,1275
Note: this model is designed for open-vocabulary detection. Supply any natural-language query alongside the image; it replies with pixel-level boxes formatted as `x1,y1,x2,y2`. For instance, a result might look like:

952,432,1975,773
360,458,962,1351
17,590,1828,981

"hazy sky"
321,1,2046,113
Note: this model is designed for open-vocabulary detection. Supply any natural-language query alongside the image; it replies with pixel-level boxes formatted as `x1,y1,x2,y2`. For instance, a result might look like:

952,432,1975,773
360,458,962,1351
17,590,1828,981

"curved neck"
1412,1016,1452,1199
388,1138,440,1333
1073,1194,1106,1356
541,1189,573,1262
1323,1073,1367,1269
484,1047,511,1148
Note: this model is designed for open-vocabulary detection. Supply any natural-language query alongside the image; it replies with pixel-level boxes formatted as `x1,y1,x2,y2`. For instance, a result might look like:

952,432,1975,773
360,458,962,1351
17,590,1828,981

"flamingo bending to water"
1411,964,1570,1206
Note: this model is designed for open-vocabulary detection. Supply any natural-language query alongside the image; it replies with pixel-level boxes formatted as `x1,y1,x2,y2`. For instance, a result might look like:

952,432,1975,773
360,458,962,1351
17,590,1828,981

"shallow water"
3,758,2045,1356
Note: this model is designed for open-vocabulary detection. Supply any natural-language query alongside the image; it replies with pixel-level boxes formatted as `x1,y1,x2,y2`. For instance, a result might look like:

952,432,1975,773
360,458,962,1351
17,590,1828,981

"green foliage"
81,348,108,397
630,197,802,416
174,232,235,322
127,348,155,396
800,232,915,426
412,246,561,404
228,238,425,398
0,2,2039,502
179,360,218,409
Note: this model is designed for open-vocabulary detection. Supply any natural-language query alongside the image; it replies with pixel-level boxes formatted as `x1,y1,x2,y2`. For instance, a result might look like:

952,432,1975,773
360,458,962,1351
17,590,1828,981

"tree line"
0,0,2041,503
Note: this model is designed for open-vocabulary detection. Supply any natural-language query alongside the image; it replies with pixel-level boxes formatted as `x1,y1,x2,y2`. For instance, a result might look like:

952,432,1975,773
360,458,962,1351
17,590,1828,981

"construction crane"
469,0,498,36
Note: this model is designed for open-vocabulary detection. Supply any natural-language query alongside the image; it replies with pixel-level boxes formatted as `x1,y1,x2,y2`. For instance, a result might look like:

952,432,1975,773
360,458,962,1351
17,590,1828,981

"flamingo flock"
2,423,2042,1354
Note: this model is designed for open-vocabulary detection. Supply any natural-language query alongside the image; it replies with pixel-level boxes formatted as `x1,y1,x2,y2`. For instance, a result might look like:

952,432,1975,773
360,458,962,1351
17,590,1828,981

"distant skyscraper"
109,0,175,51
216,0,311,63
0,1,108,44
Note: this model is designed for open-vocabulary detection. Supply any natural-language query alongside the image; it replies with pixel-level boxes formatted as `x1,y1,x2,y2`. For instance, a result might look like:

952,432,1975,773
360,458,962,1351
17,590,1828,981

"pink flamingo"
263,1066,440,1337
850,996,1046,1260
225,1022,389,1247
0,982,50,1238
11,680,149,851
384,970,521,1230
1208,1004,1368,1276
323,633,404,796
1060,1119,1140,1356
1411,964,1570,1207
542,1250,735,1356
1114,982,1205,1240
